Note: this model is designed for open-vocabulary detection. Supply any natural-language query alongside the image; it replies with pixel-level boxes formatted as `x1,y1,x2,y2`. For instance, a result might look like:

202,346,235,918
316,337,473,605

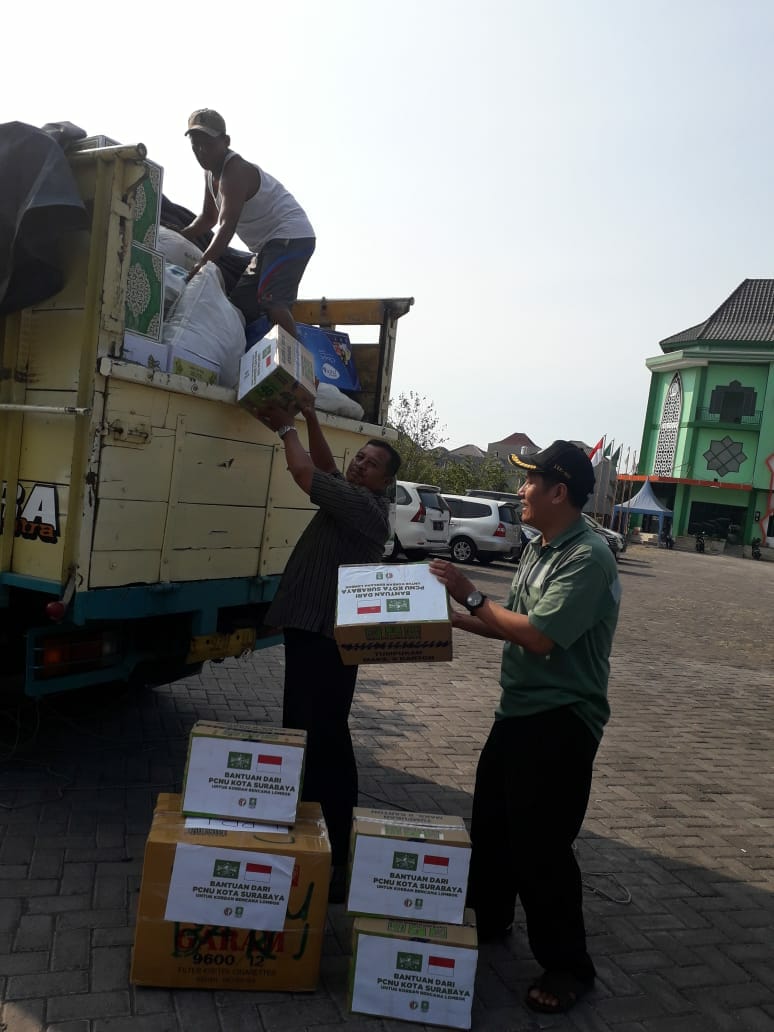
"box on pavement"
237,326,316,414
168,344,220,385
182,721,306,826
335,563,452,665
131,794,331,991
125,242,164,342
347,808,471,923
349,910,478,1029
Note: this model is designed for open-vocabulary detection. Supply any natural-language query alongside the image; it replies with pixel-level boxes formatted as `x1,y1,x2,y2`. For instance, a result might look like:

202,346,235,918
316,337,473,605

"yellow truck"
0,143,411,695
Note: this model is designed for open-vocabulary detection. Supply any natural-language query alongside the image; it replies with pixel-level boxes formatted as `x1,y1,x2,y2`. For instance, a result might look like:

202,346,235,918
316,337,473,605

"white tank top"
208,150,315,253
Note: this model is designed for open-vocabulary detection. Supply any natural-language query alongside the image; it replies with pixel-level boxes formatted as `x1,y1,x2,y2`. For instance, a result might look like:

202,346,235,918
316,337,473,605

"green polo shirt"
497,516,620,741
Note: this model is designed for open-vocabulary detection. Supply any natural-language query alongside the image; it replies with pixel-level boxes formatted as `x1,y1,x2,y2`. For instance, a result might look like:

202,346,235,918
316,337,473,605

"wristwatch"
465,590,487,614
277,425,296,439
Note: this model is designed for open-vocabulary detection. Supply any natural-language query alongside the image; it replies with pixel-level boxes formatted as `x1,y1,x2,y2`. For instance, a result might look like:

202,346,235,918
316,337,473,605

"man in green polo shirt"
430,440,620,1016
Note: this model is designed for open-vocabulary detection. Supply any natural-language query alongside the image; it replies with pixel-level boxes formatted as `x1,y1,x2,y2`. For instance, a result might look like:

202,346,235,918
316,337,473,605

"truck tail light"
36,631,119,680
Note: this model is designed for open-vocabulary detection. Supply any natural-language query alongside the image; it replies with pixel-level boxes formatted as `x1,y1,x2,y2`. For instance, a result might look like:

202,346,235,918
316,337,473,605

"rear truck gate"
0,141,412,697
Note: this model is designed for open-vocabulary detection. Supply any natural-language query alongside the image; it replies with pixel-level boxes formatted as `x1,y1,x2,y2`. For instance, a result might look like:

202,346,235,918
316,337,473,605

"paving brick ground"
1,544,773,1031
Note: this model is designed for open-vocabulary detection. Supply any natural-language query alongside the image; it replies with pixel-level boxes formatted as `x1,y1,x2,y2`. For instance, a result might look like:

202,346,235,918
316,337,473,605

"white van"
393,481,451,559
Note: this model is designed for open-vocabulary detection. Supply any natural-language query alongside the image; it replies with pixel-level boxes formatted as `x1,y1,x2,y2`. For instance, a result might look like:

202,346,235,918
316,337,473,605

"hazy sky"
5,1,773,459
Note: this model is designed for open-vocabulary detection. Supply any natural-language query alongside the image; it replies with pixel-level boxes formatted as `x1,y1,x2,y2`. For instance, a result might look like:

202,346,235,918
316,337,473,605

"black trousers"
282,628,359,866
467,707,599,981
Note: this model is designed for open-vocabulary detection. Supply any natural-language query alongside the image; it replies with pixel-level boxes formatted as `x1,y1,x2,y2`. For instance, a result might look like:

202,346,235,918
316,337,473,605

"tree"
388,391,517,494
388,391,447,483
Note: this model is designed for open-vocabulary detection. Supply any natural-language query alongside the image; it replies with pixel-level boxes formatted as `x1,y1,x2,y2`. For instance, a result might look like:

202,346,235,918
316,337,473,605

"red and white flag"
357,604,382,615
428,955,455,971
588,437,605,468
244,861,272,882
256,753,282,769
423,854,449,874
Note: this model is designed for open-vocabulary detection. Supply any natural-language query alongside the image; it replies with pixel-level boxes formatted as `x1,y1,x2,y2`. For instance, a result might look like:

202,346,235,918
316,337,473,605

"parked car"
442,495,521,564
583,513,626,558
393,481,451,559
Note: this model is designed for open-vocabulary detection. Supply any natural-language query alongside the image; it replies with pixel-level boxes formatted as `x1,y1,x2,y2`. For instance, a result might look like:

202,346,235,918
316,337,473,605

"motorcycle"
695,529,706,554
751,538,762,561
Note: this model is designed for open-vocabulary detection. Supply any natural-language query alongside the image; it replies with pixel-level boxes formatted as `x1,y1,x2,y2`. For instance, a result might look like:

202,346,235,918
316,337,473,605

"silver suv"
442,495,521,565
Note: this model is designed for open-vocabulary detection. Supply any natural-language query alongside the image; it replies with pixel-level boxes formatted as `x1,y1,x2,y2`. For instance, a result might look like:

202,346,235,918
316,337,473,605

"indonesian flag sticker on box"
335,563,452,665
347,808,471,924
131,795,331,992
181,721,305,825
349,911,478,1029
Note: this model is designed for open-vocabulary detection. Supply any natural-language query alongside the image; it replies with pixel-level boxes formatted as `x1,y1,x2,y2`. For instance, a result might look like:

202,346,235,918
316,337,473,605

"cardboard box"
131,795,331,991
347,808,471,923
349,910,478,1029
181,721,306,826
335,563,452,665
125,242,164,342
238,326,316,413
119,331,168,372
168,345,220,385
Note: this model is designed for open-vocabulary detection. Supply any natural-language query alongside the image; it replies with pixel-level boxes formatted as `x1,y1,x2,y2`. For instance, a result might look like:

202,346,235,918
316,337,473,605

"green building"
637,279,774,548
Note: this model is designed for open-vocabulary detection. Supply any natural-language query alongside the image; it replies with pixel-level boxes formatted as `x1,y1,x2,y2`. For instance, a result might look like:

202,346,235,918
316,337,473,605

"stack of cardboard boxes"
130,720,332,992
345,807,479,1030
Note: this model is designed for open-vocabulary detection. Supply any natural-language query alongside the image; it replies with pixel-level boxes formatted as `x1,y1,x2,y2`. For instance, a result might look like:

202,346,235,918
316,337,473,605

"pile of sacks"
154,228,365,419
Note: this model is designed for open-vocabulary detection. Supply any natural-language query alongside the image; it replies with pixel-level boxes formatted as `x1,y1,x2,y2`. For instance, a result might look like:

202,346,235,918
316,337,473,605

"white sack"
314,382,364,420
157,226,204,272
162,264,245,389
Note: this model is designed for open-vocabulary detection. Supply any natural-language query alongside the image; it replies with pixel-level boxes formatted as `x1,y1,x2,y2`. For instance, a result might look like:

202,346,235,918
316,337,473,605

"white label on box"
165,843,293,931
337,564,448,625
352,934,476,1029
184,736,303,823
184,817,285,833
348,836,469,922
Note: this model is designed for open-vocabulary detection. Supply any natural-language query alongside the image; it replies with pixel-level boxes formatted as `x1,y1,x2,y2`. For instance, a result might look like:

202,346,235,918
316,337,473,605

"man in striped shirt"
261,399,400,898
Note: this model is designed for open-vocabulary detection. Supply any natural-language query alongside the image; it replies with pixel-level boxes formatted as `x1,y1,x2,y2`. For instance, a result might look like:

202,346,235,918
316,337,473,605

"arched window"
653,374,682,476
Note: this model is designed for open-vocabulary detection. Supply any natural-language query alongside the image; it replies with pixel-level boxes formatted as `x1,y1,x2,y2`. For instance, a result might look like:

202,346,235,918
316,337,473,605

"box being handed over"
131,795,331,992
238,326,316,414
335,563,452,665
347,807,471,924
349,910,478,1030
182,721,306,826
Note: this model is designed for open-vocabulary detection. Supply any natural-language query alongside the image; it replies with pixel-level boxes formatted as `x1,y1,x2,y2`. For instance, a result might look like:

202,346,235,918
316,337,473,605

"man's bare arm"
179,183,218,243
300,401,337,473
190,159,256,273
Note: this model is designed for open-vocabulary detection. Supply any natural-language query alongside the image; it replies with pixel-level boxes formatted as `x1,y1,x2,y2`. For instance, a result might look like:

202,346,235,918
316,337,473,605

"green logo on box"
392,851,418,871
213,860,240,879
396,951,423,972
386,598,410,613
227,751,252,770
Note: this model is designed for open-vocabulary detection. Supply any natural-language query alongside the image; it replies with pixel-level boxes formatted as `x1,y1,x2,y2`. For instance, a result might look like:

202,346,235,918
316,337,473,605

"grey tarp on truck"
0,120,88,314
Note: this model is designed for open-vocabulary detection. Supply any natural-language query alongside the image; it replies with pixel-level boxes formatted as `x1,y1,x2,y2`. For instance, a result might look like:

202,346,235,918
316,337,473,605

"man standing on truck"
180,109,315,339
430,441,620,1016
258,399,400,901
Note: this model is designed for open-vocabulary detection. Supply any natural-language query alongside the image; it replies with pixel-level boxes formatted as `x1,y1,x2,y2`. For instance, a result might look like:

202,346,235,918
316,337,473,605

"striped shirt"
266,469,390,638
